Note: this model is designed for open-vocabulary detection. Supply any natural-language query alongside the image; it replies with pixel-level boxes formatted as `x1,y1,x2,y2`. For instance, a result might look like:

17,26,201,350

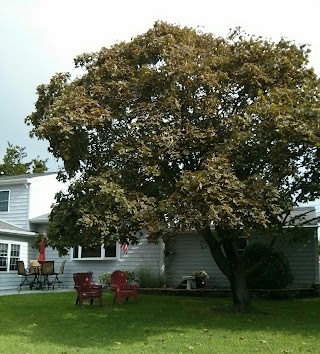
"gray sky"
1,0,320,173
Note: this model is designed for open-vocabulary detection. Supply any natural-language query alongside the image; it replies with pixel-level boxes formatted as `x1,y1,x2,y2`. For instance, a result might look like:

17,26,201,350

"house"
0,172,163,291
0,172,65,290
0,172,319,291
165,211,320,289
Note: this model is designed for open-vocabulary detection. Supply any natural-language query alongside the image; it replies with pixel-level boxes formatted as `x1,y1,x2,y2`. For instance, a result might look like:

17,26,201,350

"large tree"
26,22,320,309
0,142,48,175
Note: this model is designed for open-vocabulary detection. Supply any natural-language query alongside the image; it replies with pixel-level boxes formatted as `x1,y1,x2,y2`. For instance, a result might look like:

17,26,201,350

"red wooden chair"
73,272,103,307
110,270,138,304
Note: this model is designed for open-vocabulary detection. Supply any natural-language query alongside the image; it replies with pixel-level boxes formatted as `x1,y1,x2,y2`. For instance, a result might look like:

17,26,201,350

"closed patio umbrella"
38,233,46,262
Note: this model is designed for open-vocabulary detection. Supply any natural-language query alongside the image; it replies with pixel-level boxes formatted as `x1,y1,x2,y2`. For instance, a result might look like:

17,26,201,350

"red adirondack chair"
110,270,138,304
73,272,103,307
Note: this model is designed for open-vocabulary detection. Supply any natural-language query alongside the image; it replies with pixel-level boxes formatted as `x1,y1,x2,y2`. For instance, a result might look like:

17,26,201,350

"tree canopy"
0,142,48,176
26,22,320,307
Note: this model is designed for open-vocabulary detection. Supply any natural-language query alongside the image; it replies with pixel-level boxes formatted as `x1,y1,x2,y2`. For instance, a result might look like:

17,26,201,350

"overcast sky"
1,0,320,175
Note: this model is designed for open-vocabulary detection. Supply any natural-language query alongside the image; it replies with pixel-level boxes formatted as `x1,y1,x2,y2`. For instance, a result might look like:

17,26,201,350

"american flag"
120,239,129,254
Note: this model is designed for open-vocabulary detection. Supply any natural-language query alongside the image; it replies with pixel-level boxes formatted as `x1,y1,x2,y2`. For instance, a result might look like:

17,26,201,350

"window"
72,242,119,260
0,242,20,271
238,237,248,253
0,190,9,212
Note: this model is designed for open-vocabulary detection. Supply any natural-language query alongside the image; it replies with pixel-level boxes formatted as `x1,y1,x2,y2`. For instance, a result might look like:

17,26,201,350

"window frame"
71,242,120,261
0,241,21,272
0,190,10,212
238,236,249,253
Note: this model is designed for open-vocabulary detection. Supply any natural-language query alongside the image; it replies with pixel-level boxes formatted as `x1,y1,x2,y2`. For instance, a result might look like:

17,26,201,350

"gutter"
0,228,37,237
0,178,30,187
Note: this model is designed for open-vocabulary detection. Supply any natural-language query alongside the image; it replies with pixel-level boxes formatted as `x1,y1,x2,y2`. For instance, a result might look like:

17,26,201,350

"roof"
0,172,58,187
0,220,37,237
29,213,50,224
286,207,319,227
0,172,57,181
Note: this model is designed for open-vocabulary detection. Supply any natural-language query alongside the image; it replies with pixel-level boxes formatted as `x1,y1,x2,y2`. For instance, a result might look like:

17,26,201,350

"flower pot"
196,279,206,289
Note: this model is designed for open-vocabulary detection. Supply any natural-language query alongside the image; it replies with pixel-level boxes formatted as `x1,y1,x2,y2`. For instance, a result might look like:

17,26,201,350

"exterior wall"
0,184,29,229
5,230,163,290
0,233,37,291
1,226,318,290
54,233,163,289
273,229,319,286
0,173,66,230
247,229,319,286
165,232,229,289
165,229,319,289
28,175,66,220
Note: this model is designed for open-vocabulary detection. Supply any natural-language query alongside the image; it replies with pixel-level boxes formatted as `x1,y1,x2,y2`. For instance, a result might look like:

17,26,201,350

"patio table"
30,266,43,290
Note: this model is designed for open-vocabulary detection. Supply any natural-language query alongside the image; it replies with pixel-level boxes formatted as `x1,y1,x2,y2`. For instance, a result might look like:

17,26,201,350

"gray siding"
165,232,229,288
274,230,319,286
0,185,29,229
1,232,163,291
165,229,319,289
28,232,163,289
1,224,318,291
249,229,319,286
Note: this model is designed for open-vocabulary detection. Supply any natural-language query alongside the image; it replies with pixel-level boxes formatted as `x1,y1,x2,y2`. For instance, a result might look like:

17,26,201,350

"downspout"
159,238,165,287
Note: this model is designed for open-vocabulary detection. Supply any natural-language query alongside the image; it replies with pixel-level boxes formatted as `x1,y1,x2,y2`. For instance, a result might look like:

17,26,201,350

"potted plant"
192,270,209,289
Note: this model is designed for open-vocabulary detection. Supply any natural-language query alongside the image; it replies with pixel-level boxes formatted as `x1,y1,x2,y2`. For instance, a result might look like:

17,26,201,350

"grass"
0,291,319,354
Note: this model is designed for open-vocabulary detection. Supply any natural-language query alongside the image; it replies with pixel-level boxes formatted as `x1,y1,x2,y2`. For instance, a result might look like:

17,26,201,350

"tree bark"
228,253,251,311
201,226,250,311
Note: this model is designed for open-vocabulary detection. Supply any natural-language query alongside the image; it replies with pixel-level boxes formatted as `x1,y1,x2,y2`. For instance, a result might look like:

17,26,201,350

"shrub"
135,267,165,288
98,270,136,287
243,243,294,289
124,270,136,283
98,272,111,287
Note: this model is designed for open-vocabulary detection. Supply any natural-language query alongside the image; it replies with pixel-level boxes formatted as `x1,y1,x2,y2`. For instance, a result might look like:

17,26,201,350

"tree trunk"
228,259,251,311
201,226,251,311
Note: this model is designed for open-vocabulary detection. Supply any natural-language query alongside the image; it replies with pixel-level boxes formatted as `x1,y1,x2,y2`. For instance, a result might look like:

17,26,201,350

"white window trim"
71,243,120,261
0,241,21,272
0,190,10,213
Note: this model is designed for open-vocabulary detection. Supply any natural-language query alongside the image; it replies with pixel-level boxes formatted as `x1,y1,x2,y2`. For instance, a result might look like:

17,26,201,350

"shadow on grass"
0,291,319,352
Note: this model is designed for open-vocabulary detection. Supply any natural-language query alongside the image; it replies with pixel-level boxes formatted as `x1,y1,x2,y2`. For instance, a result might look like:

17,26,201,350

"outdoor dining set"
16,259,66,291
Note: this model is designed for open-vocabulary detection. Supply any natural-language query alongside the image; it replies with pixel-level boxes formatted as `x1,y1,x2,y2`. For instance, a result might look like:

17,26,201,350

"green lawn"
0,291,319,354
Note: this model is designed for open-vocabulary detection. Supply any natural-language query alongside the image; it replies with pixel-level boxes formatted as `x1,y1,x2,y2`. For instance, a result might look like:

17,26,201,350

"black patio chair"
41,261,55,290
16,260,34,290
52,260,67,288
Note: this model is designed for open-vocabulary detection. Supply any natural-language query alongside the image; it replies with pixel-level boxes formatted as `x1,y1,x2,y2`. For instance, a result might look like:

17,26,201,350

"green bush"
135,267,165,288
98,270,136,287
243,243,294,289
124,270,136,283
98,272,111,287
